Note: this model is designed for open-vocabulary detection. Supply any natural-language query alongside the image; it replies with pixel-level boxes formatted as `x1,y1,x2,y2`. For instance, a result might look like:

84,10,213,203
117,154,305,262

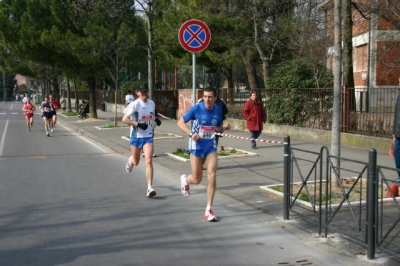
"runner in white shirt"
122,84,162,197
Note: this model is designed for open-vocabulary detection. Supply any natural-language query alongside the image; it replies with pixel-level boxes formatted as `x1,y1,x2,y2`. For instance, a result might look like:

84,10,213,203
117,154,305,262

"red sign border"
178,19,211,53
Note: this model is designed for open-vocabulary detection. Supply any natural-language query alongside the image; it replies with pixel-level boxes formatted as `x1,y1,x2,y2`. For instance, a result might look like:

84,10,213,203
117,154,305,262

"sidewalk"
57,110,399,265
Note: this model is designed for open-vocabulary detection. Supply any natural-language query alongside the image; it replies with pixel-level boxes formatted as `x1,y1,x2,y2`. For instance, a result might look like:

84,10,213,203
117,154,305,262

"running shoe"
396,176,400,183
204,209,217,221
27,128,30,131
51,128,54,133
125,156,133,173
146,187,156,197
180,174,190,196
46,132,49,137
53,126,56,131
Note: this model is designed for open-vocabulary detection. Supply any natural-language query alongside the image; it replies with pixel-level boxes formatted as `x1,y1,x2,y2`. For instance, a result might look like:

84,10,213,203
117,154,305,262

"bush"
267,58,333,89
265,58,333,126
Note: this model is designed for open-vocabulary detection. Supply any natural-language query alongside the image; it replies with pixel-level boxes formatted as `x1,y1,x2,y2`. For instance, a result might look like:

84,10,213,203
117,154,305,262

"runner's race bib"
199,126,215,139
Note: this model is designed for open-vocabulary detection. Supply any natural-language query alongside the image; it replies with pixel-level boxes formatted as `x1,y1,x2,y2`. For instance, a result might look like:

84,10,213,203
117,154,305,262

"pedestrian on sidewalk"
392,93,400,182
177,86,224,222
122,83,162,197
243,89,266,149
60,96,67,113
22,97,36,131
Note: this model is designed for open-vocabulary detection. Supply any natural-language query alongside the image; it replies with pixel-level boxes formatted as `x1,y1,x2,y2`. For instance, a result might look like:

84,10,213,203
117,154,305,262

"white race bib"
199,126,215,139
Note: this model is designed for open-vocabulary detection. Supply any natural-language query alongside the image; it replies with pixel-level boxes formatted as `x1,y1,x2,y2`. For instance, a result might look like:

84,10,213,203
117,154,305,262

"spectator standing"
60,96,67,113
243,89,267,149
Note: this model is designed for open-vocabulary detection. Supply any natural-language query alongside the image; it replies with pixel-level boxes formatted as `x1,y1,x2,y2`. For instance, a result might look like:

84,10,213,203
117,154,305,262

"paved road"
0,102,399,265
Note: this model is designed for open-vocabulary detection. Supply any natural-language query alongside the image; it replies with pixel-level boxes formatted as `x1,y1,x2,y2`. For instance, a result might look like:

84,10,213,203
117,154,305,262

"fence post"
283,136,291,220
367,148,377,260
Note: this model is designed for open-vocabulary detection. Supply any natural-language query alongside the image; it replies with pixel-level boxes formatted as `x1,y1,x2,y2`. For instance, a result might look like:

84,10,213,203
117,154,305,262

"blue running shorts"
189,147,217,159
130,137,153,149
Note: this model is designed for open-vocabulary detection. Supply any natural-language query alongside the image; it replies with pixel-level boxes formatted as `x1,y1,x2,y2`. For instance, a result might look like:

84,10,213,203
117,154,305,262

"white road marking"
0,120,9,156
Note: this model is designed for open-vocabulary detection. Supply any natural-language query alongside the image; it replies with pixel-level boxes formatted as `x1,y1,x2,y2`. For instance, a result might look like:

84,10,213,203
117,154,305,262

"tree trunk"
147,3,154,99
51,77,59,101
114,90,118,127
73,78,79,111
332,0,342,188
240,48,258,89
67,77,72,112
86,76,97,119
342,0,354,89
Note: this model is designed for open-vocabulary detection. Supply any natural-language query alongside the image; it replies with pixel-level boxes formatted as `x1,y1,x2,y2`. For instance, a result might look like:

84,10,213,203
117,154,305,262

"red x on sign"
178,19,211,53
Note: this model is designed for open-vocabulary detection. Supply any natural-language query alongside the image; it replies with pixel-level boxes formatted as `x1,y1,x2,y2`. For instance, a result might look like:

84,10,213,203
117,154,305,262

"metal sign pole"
192,53,196,104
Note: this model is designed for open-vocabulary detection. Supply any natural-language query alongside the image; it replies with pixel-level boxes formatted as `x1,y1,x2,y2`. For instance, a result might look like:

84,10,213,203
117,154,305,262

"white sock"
206,206,211,211
148,184,153,190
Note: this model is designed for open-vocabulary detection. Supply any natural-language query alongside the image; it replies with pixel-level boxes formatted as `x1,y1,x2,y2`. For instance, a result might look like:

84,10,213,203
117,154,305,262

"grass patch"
172,147,243,159
103,123,117,128
270,185,334,206
103,123,128,128
172,148,190,159
63,111,78,116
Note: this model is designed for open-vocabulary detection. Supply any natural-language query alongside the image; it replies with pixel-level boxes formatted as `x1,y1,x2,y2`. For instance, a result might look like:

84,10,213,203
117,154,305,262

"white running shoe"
180,174,190,197
125,156,133,173
204,209,217,222
51,128,54,133
146,187,156,197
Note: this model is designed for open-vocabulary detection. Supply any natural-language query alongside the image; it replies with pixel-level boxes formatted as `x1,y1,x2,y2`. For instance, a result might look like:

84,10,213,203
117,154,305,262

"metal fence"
282,136,400,259
226,87,400,138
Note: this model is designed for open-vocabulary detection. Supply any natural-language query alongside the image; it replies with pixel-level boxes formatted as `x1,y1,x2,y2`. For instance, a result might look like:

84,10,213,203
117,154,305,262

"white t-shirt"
124,98,156,138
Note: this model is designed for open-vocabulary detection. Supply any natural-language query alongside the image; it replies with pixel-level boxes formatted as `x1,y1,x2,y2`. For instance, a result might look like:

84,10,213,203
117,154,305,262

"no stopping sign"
178,19,211,53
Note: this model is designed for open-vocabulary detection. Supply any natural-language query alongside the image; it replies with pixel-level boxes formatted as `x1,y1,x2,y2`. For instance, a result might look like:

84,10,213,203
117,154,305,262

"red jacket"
243,99,266,131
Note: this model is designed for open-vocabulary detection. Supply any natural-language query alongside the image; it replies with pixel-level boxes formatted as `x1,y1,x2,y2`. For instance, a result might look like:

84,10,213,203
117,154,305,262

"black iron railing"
283,136,400,259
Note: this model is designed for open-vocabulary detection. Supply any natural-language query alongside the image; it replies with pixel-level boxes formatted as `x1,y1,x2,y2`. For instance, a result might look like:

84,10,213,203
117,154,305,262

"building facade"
319,0,400,112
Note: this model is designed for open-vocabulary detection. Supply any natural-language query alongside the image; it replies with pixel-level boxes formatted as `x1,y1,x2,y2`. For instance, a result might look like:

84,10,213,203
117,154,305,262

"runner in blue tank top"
178,86,224,222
